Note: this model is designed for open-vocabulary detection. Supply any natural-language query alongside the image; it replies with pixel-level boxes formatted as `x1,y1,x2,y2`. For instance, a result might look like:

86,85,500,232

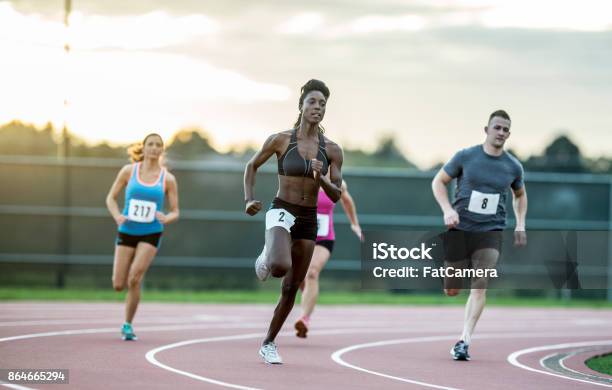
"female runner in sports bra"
243,79,343,364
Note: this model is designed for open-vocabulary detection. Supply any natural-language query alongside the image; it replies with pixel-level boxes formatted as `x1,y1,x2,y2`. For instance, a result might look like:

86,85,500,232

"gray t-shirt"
443,145,524,232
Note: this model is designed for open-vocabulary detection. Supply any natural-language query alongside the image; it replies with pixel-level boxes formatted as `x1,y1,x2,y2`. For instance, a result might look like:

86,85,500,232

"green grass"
1,288,611,308
586,353,612,376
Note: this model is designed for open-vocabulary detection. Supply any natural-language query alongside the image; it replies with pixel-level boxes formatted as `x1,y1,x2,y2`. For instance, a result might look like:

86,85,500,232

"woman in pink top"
295,180,362,338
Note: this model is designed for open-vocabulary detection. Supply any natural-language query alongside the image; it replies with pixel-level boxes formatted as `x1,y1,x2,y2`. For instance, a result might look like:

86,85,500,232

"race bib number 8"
467,190,500,215
265,208,296,232
128,199,157,223
317,214,329,237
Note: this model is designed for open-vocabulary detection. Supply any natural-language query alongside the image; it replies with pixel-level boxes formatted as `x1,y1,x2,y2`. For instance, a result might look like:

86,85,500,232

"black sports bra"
278,129,329,177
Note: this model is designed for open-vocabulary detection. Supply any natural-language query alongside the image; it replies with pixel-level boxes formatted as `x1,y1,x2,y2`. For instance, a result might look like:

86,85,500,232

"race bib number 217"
128,199,157,223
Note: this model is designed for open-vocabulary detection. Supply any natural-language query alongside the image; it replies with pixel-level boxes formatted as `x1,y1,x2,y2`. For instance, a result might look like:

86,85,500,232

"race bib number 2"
265,208,296,232
467,190,500,215
128,199,157,223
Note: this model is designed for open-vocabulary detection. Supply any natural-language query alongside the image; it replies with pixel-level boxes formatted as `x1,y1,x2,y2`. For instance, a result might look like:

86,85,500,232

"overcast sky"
1,0,611,167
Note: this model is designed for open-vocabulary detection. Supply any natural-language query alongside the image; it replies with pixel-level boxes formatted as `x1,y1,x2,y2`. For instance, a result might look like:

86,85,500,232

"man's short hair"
489,110,511,124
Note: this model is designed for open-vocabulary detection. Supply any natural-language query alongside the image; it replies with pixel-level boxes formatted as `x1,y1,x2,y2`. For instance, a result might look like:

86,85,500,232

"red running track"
1,302,611,389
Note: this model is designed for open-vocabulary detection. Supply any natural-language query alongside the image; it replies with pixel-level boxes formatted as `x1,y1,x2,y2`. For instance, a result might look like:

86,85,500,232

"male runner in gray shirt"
432,109,528,361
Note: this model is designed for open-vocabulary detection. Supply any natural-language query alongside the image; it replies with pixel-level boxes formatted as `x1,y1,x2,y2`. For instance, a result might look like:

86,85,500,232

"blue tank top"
118,162,166,235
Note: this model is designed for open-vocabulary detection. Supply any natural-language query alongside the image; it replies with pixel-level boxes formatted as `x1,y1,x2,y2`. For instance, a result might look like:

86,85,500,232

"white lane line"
146,333,264,390
0,317,460,329
331,335,460,390
537,347,612,384
559,350,609,380
509,340,612,388
0,316,228,327
0,319,458,344
2,317,610,390
0,321,454,343
558,349,612,381
0,323,264,343
146,329,605,390
144,327,450,390
331,332,606,390
0,381,37,390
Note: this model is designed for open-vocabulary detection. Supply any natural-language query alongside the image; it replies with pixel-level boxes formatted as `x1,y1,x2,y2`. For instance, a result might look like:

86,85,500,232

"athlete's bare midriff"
274,131,325,207
276,175,319,206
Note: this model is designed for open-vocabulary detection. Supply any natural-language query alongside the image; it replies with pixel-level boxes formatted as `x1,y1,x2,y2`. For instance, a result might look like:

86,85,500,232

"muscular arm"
319,142,343,202
431,168,459,228
432,169,454,214
244,134,282,203
512,186,527,230
512,185,528,246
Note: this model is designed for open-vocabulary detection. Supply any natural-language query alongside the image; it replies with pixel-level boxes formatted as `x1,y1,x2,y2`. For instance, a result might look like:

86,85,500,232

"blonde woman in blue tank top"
105,133,180,340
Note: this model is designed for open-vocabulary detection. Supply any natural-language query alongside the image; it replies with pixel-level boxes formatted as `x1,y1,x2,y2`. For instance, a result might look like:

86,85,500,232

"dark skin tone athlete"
243,90,343,345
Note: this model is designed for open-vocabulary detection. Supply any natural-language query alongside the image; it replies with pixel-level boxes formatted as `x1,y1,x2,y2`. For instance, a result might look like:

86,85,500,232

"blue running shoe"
121,323,137,341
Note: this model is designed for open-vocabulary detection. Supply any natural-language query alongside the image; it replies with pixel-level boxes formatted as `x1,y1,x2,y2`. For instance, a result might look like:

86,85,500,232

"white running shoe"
259,342,282,364
255,246,271,281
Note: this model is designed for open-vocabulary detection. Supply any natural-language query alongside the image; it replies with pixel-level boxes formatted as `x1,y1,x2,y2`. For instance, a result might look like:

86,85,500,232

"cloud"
3,1,611,165
347,14,428,34
0,3,290,142
477,1,612,32
0,3,219,50
274,0,612,37
277,12,324,34
277,13,428,36
415,0,612,31
69,11,219,50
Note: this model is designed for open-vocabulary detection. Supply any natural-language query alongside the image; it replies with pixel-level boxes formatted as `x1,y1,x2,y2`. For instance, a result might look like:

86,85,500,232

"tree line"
0,121,609,173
